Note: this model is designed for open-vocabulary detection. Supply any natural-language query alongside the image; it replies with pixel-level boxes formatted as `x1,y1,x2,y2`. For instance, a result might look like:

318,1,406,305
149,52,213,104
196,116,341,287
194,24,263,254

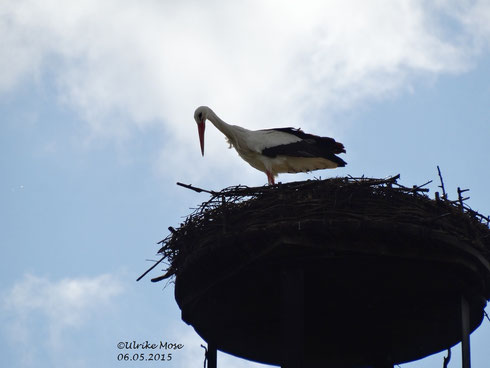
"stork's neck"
206,108,238,139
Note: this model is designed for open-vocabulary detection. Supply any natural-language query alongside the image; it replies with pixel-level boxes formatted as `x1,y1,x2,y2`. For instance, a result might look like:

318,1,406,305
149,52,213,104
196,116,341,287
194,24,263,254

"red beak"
198,122,205,156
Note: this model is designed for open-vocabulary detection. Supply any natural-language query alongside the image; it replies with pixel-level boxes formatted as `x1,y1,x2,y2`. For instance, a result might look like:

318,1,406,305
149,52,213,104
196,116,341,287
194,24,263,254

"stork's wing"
243,128,303,152
261,128,346,167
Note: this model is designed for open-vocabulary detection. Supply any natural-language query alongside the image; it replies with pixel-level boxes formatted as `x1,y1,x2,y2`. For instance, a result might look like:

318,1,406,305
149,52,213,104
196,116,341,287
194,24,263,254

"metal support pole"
461,296,471,368
207,342,217,368
281,266,304,368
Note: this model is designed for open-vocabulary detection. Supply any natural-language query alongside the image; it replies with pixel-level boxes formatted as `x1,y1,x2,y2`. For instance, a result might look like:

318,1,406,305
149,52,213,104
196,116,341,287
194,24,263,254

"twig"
151,272,171,282
484,310,490,322
348,174,400,185
463,208,490,224
136,256,166,281
392,185,429,193
437,166,447,200
176,182,218,195
457,187,470,207
416,180,433,190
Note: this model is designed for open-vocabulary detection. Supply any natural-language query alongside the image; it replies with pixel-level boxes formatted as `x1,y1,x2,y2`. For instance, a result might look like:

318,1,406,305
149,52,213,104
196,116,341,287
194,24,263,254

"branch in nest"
177,182,218,195
136,256,166,282
437,166,447,200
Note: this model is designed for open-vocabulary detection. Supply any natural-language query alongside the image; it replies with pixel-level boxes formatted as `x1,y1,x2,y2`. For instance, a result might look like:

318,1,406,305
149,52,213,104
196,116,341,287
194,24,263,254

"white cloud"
1,0,490,183
2,273,123,366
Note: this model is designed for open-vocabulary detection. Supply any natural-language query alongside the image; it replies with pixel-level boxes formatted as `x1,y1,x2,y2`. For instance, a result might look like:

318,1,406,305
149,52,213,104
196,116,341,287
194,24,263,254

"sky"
1,1,490,367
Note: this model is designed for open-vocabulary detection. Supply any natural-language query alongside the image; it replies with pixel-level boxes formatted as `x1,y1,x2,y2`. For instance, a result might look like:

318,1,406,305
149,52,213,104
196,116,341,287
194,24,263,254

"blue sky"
1,1,490,367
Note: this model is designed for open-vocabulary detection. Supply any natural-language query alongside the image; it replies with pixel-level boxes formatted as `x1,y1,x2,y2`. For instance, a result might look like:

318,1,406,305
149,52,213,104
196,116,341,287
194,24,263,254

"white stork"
194,106,346,185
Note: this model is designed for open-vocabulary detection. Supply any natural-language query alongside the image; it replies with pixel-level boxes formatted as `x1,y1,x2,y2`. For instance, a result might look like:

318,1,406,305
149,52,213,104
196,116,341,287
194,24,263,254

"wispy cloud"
2,273,123,367
1,1,489,183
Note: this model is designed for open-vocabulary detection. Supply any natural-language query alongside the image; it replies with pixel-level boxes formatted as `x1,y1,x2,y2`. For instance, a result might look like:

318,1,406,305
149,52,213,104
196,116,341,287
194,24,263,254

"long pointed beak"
198,122,205,156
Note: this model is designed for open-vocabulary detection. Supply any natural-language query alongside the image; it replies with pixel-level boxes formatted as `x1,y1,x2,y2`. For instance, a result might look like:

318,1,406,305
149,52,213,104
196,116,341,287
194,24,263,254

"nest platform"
148,175,490,367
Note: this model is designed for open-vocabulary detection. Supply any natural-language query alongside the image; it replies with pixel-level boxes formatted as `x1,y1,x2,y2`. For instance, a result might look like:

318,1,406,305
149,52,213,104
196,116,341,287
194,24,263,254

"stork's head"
194,106,209,156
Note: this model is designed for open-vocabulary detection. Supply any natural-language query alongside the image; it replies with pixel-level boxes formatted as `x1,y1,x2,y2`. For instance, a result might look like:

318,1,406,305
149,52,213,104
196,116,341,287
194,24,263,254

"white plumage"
194,106,346,184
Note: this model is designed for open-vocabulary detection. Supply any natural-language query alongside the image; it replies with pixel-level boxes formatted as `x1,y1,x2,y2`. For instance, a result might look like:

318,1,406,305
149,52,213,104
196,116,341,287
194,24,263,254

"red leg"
266,171,275,185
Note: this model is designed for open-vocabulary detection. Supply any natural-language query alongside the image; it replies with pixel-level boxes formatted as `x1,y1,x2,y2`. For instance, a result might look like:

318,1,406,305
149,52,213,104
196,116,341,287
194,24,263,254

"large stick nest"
145,175,490,285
